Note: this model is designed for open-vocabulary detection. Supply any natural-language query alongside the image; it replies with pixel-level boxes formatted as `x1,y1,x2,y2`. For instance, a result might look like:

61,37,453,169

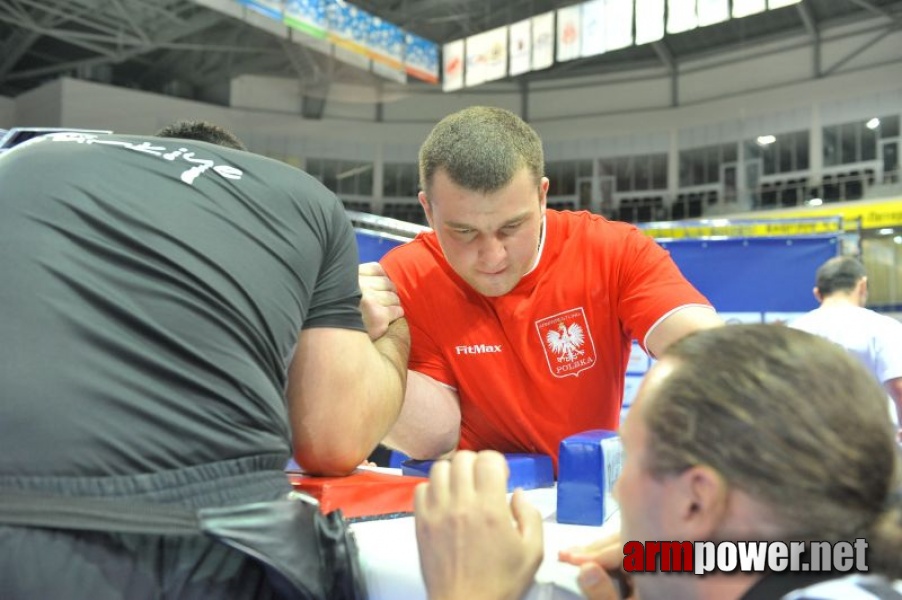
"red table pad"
287,469,427,519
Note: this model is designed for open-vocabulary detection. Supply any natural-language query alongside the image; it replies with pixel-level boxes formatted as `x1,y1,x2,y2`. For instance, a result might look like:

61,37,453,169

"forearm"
364,318,411,443
383,371,461,460
289,321,410,475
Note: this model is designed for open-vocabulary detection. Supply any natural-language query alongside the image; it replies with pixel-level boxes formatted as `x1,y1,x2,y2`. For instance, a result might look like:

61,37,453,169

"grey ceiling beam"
5,55,125,81
0,0,72,80
110,0,152,44
844,0,898,22
41,28,144,52
0,30,40,80
135,17,242,86
795,0,821,77
652,41,679,107
280,38,324,84
795,0,818,37
651,40,675,69
10,0,124,35
381,0,466,24
5,8,227,82
822,22,899,75
131,0,192,26
0,0,32,21
0,15,121,57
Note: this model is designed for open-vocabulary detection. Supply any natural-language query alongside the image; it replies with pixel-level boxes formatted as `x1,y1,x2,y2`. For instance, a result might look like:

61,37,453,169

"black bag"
0,490,367,600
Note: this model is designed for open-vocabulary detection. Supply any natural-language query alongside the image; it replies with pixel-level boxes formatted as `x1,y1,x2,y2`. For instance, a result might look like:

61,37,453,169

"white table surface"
352,468,620,600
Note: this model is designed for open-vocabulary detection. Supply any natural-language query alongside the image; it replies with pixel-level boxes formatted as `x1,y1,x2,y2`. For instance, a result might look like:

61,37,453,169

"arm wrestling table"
350,470,621,600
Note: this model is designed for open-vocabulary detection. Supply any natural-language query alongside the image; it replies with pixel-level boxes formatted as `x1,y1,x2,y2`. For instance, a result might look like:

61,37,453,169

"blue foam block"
401,453,555,491
388,450,409,469
556,429,622,526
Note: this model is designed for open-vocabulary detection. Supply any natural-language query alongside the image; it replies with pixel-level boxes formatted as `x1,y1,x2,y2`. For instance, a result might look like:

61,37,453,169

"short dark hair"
814,256,866,297
154,120,246,151
418,106,544,195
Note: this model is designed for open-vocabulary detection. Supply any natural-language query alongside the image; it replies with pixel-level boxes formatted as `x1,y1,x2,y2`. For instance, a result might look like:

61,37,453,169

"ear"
812,287,822,303
539,177,549,212
665,465,729,540
418,191,435,229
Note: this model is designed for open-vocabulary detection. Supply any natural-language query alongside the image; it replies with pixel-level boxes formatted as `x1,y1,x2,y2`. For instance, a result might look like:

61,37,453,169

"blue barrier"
660,234,839,312
355,221,840,312
356,229,406,263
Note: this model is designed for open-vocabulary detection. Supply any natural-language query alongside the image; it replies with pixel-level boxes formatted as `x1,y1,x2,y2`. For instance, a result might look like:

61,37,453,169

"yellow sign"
643,219,842,239
743,198,902,232
642,198,902,239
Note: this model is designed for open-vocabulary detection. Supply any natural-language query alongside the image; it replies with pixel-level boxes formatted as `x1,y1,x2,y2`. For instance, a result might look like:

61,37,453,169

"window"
747,130,808,175
600,154,668,191
880,115,899,138
761,144,776,175
823,126,839,167
862,126,877,161
651,154,667,189
635,157,651,190
384,163,419,198
797,133,810,170
823,118,886,166
778,139,792,173
841,123,857,164
678,144,734,186
306,158,374,196
705,146,720,182
615,157,633,192
546,160,592,196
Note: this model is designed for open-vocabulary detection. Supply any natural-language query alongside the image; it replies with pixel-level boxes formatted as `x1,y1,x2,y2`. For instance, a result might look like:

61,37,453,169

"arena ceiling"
0,0,900,109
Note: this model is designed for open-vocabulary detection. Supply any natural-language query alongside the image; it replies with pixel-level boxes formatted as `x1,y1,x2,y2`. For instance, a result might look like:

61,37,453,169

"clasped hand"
359,262,404,340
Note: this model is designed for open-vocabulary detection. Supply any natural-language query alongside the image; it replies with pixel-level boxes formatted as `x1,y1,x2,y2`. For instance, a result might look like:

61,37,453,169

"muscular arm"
645,305,723,358
382,370,461,460
357,262,461,460
286,318,410,475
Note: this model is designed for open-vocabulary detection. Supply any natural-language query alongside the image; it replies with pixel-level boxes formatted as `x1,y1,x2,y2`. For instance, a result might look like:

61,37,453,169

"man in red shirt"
362,106,722,469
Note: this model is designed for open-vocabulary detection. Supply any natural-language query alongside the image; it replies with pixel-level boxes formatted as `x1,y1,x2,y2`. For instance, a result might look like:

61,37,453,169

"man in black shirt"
0,121,408,598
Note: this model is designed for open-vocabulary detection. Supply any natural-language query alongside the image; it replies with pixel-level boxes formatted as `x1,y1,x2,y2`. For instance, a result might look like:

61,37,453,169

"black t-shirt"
0,132,364,477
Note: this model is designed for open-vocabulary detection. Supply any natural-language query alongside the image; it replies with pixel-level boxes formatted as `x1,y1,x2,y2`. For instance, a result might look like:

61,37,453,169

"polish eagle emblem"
535,308,597,378
545,322,586,363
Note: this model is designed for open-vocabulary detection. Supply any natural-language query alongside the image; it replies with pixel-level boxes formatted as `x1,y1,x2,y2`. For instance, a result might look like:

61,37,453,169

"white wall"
13,79,63,128
0,95,15,128
219,14,901,131
6,40,901,167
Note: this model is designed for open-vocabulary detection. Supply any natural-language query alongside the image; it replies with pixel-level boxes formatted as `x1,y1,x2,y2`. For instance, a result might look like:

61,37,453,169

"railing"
342,166,899,226
346,210,429,242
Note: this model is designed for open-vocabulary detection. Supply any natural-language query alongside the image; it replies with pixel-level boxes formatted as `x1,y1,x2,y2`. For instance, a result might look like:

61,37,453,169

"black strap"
741,572,844,600
0,491,200,536
0,490,367,600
